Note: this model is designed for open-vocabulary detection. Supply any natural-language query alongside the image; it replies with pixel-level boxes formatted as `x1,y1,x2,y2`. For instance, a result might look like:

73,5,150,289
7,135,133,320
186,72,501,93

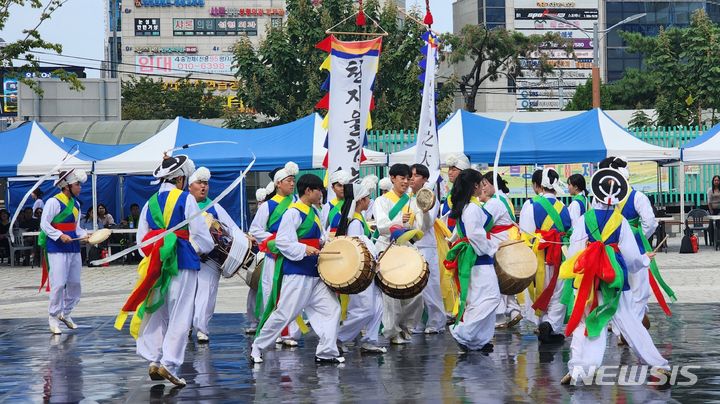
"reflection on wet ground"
1,305,718,402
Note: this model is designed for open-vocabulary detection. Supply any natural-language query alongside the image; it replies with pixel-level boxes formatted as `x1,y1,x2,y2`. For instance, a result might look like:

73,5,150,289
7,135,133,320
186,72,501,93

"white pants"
450,265,501,350
629,267,651,321
382,293,423,339
252,275,340,359
48,253,82,317
338,282,383,344
136,269,198,374
495,295,522,317
415,246,446,331
260,256,300,339
568,291,670,375
540,264,566,334
192,261,221,335
246,287,258,328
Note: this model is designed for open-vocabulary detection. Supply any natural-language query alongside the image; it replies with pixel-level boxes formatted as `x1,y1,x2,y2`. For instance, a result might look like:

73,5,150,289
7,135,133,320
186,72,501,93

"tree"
621,9,720,126
230,0,454,129
0,0,83,94
627,110,655,129
121,76,225,120
564,68,657,111
442,24,573,112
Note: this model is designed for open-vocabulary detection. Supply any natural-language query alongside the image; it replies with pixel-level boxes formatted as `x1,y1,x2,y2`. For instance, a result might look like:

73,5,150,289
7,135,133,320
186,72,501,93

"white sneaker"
360,343,387,353
59,314,77,330
410,327,425,334
197,331,209,343
281,338,298,347
390,336,410,345
424,327,443,334
48,316,62,335
158,365,186,387
244,327,257,334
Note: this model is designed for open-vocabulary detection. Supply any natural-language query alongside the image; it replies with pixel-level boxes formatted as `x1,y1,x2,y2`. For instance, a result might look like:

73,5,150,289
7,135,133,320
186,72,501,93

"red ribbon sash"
531,229,565,312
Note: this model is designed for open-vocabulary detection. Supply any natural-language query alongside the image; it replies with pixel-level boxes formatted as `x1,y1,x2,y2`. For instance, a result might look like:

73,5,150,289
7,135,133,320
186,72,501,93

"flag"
415,31,441,186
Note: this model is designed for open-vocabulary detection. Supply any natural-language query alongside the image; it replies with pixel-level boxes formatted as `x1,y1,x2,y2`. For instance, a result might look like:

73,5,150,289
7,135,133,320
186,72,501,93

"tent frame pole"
679,161,685,223
92,164,98,233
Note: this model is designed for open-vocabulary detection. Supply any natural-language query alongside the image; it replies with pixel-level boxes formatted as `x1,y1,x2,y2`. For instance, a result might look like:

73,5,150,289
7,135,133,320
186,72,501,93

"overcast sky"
1,0,452,78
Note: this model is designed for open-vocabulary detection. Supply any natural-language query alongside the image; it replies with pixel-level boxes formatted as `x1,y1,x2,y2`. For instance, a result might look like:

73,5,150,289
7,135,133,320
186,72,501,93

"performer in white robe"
439,153,471,232
599,157,662,329
188,167,250,343
251,174,343,364
41,169,88,334
479,171,523,329
320,169,352,235
244,187,269,334
560,168,670,385
373,164,424,344
335,176,386,354
518,168,571,344
445,169,500,353
247,162,301,345
407,164,445,334
132,155,214,386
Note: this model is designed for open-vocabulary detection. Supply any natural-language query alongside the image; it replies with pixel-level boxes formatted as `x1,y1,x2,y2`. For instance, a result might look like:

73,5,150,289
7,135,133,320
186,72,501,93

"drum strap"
38,194,78,292
494,194,516,222
560,209,625,337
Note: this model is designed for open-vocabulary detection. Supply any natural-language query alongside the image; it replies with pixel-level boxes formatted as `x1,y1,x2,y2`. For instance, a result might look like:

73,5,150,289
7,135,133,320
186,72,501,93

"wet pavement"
1,305,718,403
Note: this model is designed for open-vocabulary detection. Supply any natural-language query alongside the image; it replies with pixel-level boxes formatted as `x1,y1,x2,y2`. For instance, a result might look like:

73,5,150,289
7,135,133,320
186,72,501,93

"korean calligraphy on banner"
414,31,441,186
316,35,382,185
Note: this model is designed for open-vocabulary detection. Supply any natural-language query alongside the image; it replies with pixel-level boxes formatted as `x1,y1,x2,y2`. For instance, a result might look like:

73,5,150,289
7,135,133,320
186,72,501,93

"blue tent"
94,115,386,174
390,109,679,165
59,138,136,160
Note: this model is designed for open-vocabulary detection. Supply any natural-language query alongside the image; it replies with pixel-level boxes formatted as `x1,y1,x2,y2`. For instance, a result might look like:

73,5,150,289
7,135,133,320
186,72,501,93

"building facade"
104,0,286,82
452,0,720,112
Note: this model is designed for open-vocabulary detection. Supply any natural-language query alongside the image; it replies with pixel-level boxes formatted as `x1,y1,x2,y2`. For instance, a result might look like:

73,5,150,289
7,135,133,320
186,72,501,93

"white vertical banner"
319,36,382,184
415,32,441,186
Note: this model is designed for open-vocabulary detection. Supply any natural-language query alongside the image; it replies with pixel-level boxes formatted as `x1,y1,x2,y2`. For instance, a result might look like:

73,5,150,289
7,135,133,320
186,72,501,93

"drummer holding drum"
188,167,251,343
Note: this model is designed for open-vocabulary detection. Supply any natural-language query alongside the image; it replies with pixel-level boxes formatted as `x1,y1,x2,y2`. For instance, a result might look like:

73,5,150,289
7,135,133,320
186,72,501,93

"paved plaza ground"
0,238,719,402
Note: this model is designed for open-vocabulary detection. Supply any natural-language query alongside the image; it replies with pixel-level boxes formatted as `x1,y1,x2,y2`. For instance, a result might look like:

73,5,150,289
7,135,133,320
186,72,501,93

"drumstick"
319,251,342,255
652,235,669,254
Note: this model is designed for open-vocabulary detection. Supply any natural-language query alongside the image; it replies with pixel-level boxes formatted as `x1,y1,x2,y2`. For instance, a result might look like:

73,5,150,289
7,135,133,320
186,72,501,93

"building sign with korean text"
135,54,234,75
173,18,258,36
135,18,160,36
209,7,284,17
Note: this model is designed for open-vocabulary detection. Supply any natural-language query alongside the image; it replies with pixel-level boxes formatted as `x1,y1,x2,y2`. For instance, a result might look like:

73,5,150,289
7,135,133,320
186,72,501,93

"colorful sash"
495,194,516,222
114,189,188,338
352,212,372,237
560,208,625,337
255,194,293,318
371,191,409,240
256,202,320,336
38,193,78,291
529,196,567,313
326,198,344,229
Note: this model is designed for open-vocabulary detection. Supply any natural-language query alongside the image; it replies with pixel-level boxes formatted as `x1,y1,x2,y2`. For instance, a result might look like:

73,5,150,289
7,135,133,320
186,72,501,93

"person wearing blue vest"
251,174,343,364
243,186,270,335
41,169,88,335
135,155,214,387
247,161,301,345
567,174,590,227
321,169,352,236
518,168,572,344
598,157,661,332
560,168,670,385
445,169,501,353
188,167,249,343
335,175,386,354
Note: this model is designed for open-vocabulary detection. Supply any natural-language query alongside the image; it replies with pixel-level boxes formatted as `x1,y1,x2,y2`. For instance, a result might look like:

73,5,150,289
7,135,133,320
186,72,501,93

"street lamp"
542,12,646,108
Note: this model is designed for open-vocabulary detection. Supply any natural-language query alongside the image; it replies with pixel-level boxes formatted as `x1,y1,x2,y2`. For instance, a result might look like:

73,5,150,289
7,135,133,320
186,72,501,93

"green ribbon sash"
446,221,478,326
627,217,676,302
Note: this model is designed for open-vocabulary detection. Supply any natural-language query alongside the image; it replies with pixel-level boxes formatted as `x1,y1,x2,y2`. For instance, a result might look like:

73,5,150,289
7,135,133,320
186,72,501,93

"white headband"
55,169,88,188
189,166,210,184
378,177,392,192
329,169,352,186
541,168,565,194
346,175,379,220
273,161,299,183
446,153,471,170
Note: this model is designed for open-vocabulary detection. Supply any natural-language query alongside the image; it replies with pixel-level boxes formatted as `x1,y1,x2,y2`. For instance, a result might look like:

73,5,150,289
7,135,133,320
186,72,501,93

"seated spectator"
18,207,39,231
96,204,115,228
80,207,100,231
0,209,9,261
125,203,140,229
31,188,44,218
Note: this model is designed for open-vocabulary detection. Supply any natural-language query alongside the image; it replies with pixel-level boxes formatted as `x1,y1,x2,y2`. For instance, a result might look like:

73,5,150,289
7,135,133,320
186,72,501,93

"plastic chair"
686,209,711,246
9,228,34,266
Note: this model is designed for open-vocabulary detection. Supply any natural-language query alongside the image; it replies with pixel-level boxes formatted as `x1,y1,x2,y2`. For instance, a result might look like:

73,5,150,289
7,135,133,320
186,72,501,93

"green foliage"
627,110,655,129
121,76,225,120
442,24,573,112
564,69,656,111
620,9,720,126
0,0,83,95
230,0,454,129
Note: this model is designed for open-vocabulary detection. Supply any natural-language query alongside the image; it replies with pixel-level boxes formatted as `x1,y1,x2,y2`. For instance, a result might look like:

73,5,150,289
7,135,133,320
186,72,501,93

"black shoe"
480,343,494,353
538,322,565,344
315,356,345,364
456,341,470,354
